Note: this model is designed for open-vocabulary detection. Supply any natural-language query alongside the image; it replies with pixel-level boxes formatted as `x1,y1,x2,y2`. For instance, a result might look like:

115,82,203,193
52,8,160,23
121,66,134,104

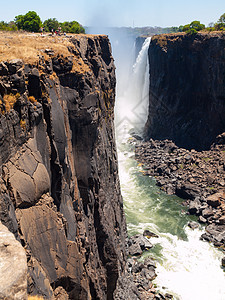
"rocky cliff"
144,32,225,150
0,33,127,299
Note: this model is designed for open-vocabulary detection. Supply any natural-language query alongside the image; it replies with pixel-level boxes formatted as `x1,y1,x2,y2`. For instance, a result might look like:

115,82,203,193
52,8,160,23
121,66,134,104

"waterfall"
115,37,151,135
115,36,225,300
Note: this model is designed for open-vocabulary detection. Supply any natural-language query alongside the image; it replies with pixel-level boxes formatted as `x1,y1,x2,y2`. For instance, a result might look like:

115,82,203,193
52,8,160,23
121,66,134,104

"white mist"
115,37,151,135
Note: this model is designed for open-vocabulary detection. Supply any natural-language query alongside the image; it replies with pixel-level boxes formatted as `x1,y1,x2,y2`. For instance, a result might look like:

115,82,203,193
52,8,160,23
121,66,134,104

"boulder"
0,222,27,299
143,229,159,238
188,200,201,215
202,207,214,218
222,257,225,267
7,59,23,74
128,234,153,256
188,221,199,229
206,192,224,208
176,183,201,200
218,216,225,225
215,132,225,145
140,266,157,281
0,62,8,76
144,257,157,269
199,216,207,223
54,286,69,299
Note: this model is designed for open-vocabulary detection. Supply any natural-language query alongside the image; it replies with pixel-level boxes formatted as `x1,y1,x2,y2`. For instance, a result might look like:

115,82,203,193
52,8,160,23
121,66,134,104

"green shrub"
0,21,17,31
183,24,190,32
15,11,42,32
187,28,198,35
182,20,205,34
190,21,205,31
214,22,225,31
60,21,85,34
43,18,59,32
218,13,225,24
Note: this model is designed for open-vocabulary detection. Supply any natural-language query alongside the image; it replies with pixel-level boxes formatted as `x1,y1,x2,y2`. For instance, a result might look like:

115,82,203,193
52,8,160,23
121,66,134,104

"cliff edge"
0,33,126,299
144,32,225,150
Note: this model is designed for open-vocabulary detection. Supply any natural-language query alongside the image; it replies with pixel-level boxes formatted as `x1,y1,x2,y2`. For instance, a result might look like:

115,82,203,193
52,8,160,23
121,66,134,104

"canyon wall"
0,34,127,299
144,32,225,150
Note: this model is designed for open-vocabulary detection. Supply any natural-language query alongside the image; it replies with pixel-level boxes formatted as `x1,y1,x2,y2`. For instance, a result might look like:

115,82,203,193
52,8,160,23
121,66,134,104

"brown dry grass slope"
0,31,99,74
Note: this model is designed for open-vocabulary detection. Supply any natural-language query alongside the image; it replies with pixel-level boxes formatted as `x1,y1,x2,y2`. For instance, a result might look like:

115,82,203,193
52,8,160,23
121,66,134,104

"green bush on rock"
183,21,205,35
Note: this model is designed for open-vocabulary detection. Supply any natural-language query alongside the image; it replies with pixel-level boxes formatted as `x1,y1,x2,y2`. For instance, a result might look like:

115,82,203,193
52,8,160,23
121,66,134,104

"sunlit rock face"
144,32,225,151
0,34,127,299
0,222,27,300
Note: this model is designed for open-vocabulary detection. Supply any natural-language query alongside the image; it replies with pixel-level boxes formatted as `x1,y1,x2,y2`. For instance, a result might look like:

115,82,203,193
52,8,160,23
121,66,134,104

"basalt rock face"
0,35,127,299
144,32,225,151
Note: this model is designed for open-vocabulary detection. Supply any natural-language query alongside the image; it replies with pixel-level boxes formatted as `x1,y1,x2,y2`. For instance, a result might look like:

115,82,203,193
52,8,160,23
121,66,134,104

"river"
114,36,225,300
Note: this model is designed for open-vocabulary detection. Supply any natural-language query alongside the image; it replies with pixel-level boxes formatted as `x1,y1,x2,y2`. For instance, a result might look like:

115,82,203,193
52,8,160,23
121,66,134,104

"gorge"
0,29,225,300
115,31,225,299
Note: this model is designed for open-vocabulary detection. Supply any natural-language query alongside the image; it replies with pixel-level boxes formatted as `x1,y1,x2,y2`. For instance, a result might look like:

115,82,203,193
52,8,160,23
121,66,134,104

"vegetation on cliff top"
129,13,225,36
182,21,205,35
0,11,85,34
180,13,225,34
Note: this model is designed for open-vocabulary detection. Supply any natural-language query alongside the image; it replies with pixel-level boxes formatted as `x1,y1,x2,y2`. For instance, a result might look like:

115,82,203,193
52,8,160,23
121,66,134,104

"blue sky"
2,0,225,27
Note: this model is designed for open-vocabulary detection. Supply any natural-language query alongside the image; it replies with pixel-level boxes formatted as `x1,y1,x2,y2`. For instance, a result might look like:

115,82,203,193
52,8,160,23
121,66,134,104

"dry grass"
20,119,26,130
0,31,95,68
0,31,95,74
3,93,19,111
0,32,73,64
28,95,37,103
28,297,44,300
72,55,91,74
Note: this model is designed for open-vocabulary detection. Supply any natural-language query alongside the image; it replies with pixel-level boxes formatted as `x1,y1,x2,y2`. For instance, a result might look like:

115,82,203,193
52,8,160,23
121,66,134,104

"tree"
190,21,205,31
60,21,85,34
182,21,205,34
214,23,225,31
14,15,24,30
183,24,190,32
178,25,184,32
218,13,225,24
214,13,225,31
15,11,42,32
43,18,59,32
208,22,215,28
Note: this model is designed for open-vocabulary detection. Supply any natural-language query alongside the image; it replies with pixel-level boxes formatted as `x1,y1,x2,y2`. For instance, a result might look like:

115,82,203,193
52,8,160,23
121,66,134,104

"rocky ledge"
135,136,225,249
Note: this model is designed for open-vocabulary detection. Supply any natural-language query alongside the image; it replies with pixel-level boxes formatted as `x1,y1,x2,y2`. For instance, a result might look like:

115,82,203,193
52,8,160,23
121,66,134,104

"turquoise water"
118,137,196,246
116,132,225,300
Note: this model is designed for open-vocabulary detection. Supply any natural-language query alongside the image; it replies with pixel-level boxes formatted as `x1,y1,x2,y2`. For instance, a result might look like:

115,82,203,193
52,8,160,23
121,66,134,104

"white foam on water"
154,227,225,300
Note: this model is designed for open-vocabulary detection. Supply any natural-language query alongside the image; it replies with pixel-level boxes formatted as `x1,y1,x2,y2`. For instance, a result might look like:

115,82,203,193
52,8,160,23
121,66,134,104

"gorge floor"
117,132,225,299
